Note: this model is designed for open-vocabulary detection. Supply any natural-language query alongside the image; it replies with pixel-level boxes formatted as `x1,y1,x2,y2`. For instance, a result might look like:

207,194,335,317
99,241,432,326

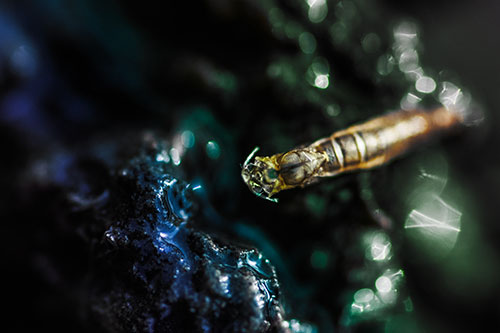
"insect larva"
241,107,462,202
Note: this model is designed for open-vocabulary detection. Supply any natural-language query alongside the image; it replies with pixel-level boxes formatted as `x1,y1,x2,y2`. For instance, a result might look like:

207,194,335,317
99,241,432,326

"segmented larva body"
241,107,462,201
311,106,459,176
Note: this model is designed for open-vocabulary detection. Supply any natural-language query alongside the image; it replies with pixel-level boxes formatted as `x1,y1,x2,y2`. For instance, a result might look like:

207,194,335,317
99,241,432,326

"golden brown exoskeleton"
241,107,462,202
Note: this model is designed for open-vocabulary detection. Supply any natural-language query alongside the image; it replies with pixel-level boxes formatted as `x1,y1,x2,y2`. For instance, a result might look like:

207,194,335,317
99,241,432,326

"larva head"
241,147,281,202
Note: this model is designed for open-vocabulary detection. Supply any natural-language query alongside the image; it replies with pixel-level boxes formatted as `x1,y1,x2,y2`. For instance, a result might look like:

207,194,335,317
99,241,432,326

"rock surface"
21,132,288,332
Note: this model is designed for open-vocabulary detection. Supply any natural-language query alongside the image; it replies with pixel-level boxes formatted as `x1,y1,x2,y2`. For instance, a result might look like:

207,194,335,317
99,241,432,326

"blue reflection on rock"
29,132,286,332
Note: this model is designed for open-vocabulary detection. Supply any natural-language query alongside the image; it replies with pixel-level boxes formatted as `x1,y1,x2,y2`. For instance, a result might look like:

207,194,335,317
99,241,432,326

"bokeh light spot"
405,193,462,256
376,54,395,76
310,249,329,269
170,148,181,165
361,33,381,53
365,231,392,262
375,276,392,293
415,76,436,94
314,74,329,89
206,140,221,159
325,104,341,117
181,130,195,148
307,0,328,24
353,288,374,304
299,32,317,54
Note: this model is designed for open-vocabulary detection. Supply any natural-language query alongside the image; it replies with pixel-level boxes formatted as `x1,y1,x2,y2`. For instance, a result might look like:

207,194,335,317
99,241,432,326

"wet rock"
23,132,286,332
